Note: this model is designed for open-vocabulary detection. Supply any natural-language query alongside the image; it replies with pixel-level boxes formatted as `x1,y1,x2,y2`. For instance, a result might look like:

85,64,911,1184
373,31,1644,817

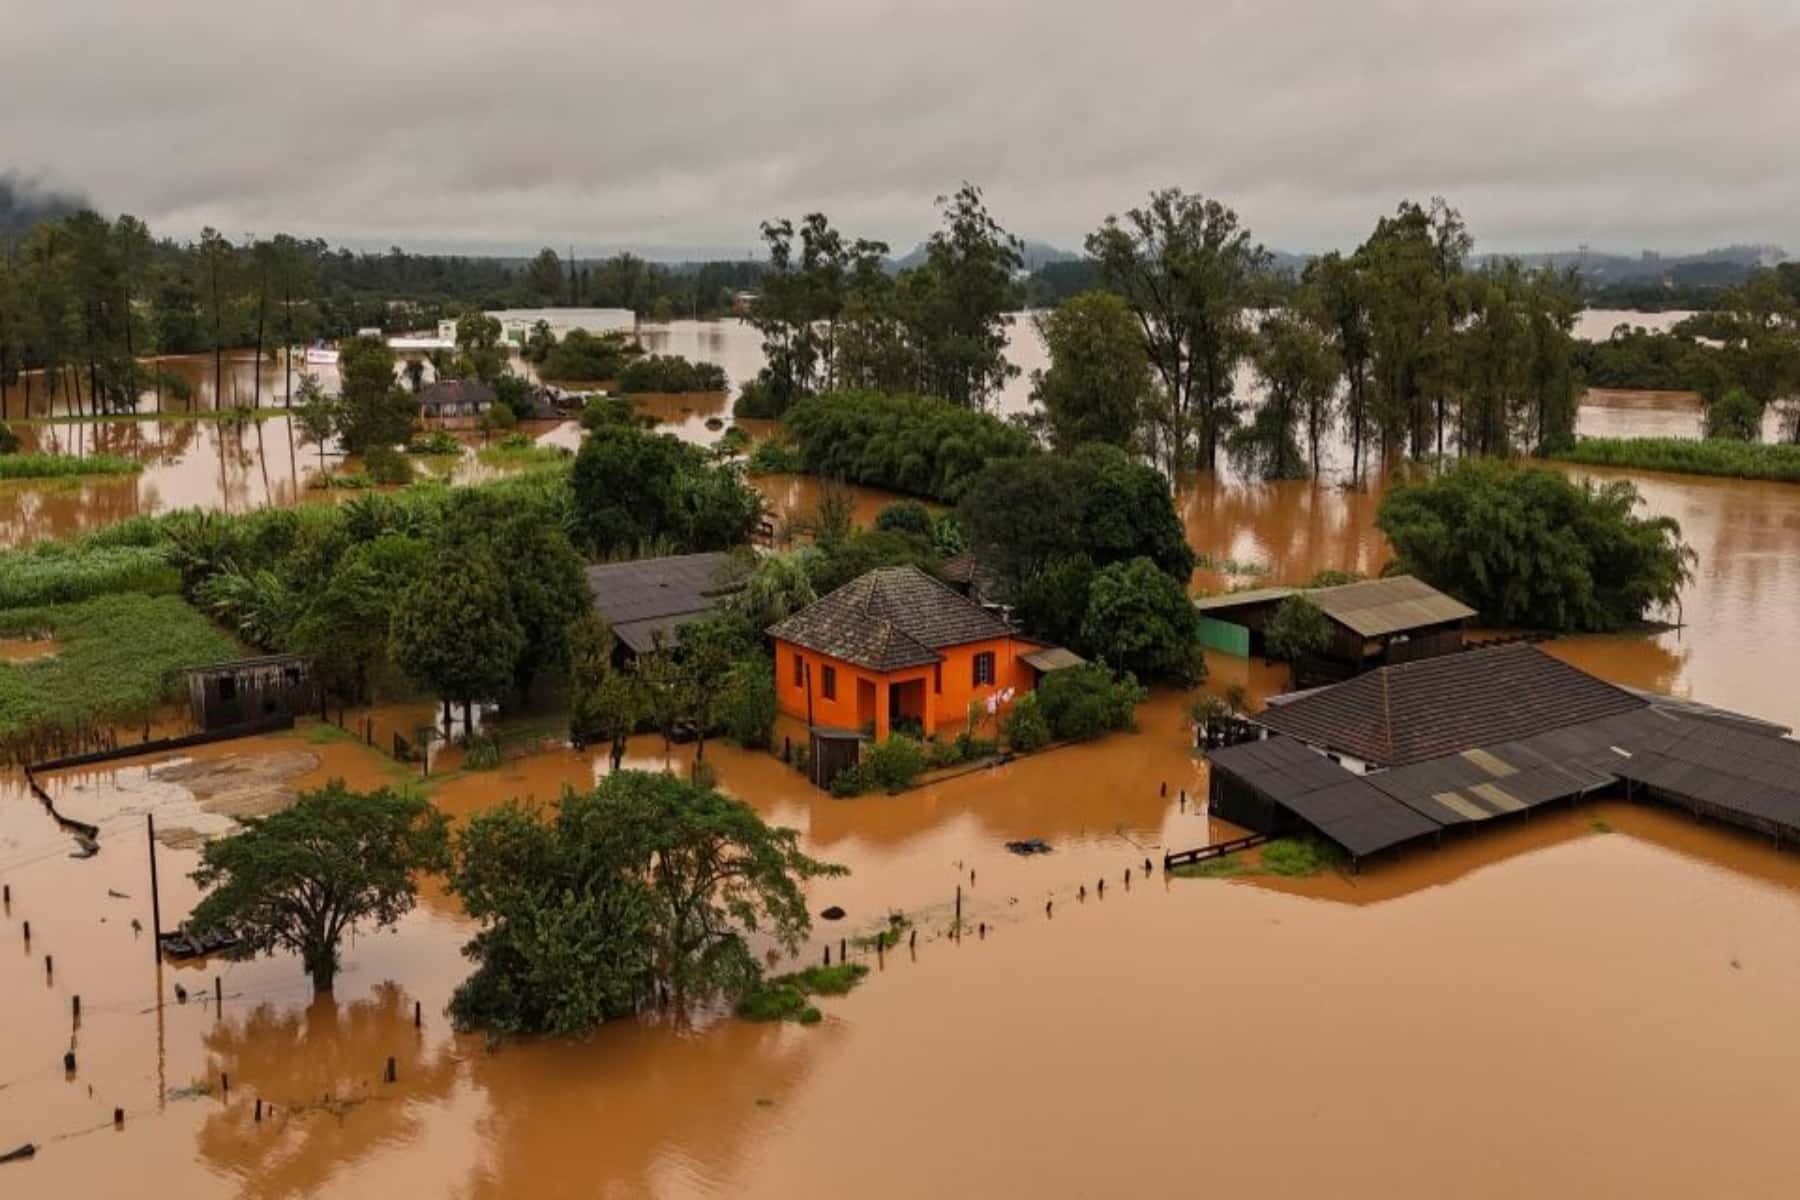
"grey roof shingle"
1257,644,1647,767
767,565,1013,671
585,552,745,653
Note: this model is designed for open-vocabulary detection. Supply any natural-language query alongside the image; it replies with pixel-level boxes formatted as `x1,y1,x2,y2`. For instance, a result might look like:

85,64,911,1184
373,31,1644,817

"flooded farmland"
7,306,1800,1197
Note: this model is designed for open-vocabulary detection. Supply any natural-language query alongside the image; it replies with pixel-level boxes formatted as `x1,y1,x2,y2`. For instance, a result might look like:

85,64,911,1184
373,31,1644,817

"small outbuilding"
186,655,316,733
1195,574,1475,676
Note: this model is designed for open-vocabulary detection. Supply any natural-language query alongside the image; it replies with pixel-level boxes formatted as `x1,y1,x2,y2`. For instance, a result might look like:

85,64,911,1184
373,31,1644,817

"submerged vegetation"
1548,436,1800,484
0,451,141,480
1168,837,1344,880
737,963,871,1025
0,592,238,761
1378,459,1695,632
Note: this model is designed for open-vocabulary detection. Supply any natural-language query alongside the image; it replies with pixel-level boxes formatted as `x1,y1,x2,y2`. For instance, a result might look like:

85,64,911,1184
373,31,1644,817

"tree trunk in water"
461,699,474,741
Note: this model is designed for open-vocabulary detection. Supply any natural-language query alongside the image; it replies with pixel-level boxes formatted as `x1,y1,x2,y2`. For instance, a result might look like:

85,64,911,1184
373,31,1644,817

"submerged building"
1206,644,1800,866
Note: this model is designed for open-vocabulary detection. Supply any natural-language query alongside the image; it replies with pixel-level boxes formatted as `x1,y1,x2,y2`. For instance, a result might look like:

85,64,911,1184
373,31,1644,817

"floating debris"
819,905,846,921
1004,838,1053,856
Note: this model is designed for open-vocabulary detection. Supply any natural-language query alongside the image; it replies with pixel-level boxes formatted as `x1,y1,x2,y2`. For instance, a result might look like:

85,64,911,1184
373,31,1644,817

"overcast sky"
6,0,1795,258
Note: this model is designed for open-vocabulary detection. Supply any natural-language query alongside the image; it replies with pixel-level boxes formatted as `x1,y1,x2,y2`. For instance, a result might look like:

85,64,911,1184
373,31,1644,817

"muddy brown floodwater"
11,309,1800,1196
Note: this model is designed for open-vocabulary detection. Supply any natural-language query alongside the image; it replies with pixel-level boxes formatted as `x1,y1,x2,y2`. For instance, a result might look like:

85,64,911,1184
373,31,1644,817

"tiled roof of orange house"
1257,643,1647,767
767,565,1013,671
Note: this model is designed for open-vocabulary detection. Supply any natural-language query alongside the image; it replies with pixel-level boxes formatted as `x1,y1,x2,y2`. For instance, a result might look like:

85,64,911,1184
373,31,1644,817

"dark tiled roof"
1207,736,1440,857
418,380,496,409
767,565,1012,671
1256,644,1647,767
585,552,745,653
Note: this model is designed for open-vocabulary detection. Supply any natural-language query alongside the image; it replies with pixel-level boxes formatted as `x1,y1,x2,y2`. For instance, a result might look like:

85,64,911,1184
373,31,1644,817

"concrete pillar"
873,675,891,741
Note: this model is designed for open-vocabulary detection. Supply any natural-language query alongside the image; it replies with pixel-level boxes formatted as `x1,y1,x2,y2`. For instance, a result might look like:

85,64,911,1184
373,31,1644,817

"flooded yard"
7,305,1800,1196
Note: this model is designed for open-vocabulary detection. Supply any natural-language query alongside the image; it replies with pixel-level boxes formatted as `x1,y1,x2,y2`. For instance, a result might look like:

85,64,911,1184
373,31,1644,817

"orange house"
767,566,1035,741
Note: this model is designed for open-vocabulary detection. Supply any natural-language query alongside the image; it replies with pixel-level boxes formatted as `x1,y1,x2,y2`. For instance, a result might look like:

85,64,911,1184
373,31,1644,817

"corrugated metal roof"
1193,586,1299,612
1206,736,1440,858
1020,646,1085,672
1309,575,1476,638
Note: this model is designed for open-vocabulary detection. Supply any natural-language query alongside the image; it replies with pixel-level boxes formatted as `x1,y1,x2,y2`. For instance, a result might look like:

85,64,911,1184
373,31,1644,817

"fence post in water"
839,937,845,963
955,885,962,926
147,813,163,961
414,1000,421,1029
1161,781,1167,797
254,1098,263,1123
384,1056,396,1084
72,995,80,1021
824,945,830,966
113,1107,124,1129
45,954,52,981
22,920,28,945
215,976,222,1010
3,883,9,905
63,1051,76,1075
221,1072,229,1095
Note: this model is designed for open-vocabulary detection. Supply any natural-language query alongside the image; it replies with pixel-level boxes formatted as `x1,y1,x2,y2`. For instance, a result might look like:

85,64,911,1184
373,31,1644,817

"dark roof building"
767,565,1013,672
1201,643,1800,865
417,380,496,415
1257,643,1645,767
585,552,745,655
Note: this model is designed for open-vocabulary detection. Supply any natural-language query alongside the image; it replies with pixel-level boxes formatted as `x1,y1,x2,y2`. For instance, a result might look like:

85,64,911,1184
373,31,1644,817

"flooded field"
6,700,1800,1197
8,304,1800,1196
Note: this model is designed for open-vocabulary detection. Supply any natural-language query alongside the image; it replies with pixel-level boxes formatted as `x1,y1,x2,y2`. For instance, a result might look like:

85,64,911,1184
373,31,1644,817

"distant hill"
891,238,1080,273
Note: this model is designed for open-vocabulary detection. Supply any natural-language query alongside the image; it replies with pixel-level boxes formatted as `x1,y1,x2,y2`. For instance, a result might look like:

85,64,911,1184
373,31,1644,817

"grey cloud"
4,0,1795,256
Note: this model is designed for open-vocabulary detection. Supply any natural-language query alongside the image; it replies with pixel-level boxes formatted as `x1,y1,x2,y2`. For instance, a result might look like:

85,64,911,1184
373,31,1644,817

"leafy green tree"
1264,594,1333,663
957,443,1194,589
448,772,842,1035
1029,290,1155,451
540,328,639,382
720,654,777,749
1087,189,1269,471
336,335,413,453
1306,250,1377,481
288,534,427,702
1079,556,1204,683
570,423,760,554
187,781,450,992
389,541,525,732
525,248,564,303
567,611,646,770
677,613,751,761
1706,386,1764,441
735,551,817,632
444,509,589,697
1236,306,1340,479
292,374,337,470
782,390,1035,502
895,183,1023,409
454,312,507,384
749,212,891,411
1377,458,1695,632
874,500,935,539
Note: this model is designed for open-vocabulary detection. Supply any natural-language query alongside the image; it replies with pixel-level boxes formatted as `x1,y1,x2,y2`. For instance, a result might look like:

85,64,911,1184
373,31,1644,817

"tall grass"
1548,437,1800,484
0,543,178,609
0,452,141,480
0,593,239,761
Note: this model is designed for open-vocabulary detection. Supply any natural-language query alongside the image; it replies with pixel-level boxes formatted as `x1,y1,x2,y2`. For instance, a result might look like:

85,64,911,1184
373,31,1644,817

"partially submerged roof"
1207,736,1440,857
1308,575,1476,638
586,552,744,654
1610,715,1800,827
1020,646,1085,673
417,379,496,409
1257,644,1647,767
768,565,1013,672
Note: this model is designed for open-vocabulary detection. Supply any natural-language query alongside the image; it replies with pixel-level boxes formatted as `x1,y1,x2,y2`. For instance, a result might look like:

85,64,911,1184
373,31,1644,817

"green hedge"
0,452,141,480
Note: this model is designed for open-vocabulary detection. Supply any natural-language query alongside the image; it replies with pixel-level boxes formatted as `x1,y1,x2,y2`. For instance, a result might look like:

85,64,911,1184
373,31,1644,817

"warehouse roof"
1205,736,1440,858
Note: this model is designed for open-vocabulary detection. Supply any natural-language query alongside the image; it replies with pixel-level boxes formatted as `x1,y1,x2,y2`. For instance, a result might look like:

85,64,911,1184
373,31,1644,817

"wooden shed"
186,655,316,733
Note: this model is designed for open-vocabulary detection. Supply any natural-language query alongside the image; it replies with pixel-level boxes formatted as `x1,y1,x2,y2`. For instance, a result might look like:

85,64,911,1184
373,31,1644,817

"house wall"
773,636,1031,741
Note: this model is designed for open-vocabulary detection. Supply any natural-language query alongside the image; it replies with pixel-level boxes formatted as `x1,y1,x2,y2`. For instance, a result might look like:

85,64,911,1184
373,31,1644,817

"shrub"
1079,557,1206,684
477,403,518,433
720,654,777,749
715,426,751,456
539,328,639,382
580,396,638,431
732,377,785,420
746,439,804,475
362,444,414,485
408,430,464,456
833,735,926,795
0,421,18,454
616,354,727,394
462,736,502,770
875,501,935,539
1004,691,1051,752
1036,664,1144,742
1704,387,1765,441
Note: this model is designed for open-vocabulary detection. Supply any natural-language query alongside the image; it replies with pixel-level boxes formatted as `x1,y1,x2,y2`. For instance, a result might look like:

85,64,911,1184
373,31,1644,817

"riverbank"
1549,435,1800,484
